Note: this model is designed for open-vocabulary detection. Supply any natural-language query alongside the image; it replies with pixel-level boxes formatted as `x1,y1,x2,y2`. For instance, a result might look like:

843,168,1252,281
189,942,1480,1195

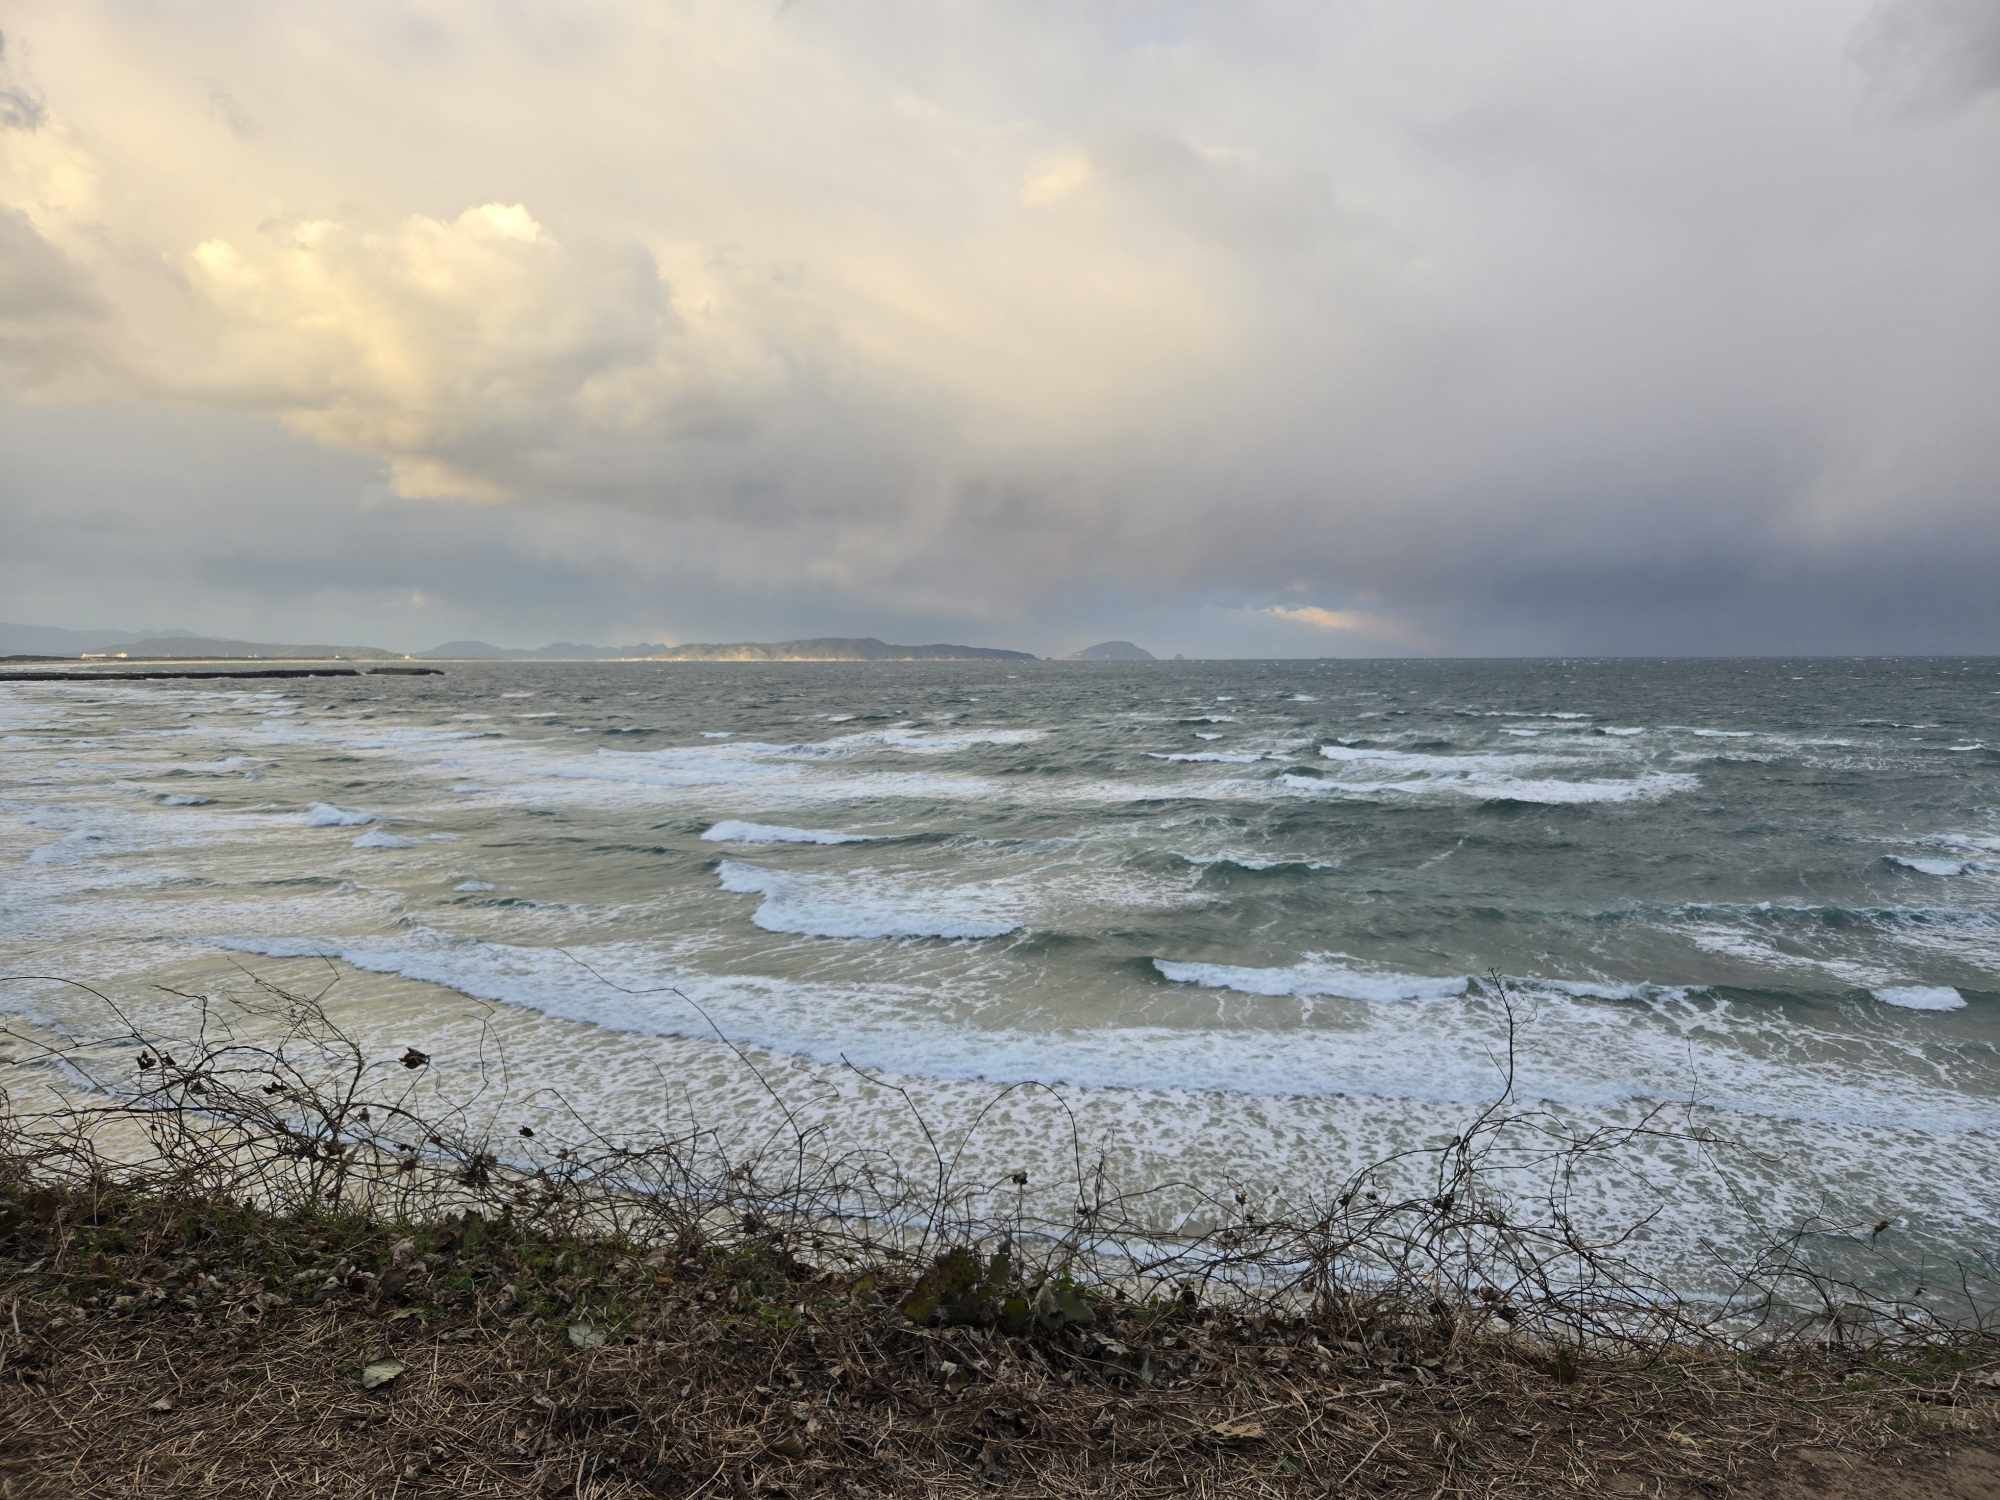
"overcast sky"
3,1,1997,656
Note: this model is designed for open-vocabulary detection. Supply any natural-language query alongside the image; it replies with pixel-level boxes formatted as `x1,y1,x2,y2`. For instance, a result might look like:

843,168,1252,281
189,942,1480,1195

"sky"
2,1,1998,658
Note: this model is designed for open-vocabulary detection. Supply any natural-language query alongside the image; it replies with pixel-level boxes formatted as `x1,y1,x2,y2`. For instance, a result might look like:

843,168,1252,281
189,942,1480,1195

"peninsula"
420,636,1038,663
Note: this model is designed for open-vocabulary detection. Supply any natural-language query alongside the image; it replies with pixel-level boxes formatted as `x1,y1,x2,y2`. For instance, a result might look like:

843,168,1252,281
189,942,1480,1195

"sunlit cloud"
1259,606,1424,650
1020,154,1092,207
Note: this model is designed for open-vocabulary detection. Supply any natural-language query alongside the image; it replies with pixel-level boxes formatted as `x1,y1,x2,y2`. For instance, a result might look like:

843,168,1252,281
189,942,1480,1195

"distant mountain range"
1,623,1036,663
1065,640,1156,661
420,636,1038,662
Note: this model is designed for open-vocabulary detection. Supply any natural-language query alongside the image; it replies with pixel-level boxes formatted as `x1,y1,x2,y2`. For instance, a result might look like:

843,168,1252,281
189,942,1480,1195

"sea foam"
1154,956,1470,1002
700,820,877,845
715,860,1023,939
305,803,376,827
1873,986,1967,1012
352,829,419,849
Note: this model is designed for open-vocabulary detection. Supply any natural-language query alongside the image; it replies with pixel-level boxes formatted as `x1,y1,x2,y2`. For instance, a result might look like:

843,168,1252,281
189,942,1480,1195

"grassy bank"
1,973,1997,1495
1,1181,1996,1499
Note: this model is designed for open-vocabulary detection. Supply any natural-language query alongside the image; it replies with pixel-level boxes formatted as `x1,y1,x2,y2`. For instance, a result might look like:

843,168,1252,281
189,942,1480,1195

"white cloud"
1020,154,1092,207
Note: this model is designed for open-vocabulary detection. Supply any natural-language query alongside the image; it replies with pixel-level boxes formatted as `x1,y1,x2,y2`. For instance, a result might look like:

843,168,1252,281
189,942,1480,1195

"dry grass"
0,1183,1995,1500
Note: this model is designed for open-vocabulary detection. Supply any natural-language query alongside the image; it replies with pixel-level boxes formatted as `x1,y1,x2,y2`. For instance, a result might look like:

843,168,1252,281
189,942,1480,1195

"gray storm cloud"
1,0,1997,655
1854,0,2000,116
0,31,49,132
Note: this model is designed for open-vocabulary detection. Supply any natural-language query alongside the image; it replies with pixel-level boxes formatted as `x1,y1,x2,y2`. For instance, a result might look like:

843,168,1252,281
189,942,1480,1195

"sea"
2,657,1996,1302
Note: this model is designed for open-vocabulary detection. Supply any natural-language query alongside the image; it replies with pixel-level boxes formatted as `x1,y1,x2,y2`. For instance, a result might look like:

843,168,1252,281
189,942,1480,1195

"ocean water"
2,658,1997,1296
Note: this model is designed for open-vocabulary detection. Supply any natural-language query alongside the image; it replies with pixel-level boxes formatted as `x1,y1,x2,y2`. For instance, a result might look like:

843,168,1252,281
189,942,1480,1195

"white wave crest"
1154,955,1469,1002
1282,771,1696,805
716,860,1022,939
701,820,877,845
1318,744,1558,775
1889,856,1975,877
352,829,418,849
305,802,376,827
1873,986,1967,1012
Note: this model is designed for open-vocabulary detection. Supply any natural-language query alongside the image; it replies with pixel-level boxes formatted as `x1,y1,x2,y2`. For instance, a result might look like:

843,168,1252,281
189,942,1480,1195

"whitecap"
1318,743,1559,775
836,726,1047,755
1873,986,1967,1012
1146,751,1269,764
1154,956,1469,1002
454,879,497,893
157,793,213,807
1531,978,1692,1003
701,820,877,845
352,829,418,849
716,859,1021,939
1281,771,1696,805
305,802,376,827
1888,856,1971,877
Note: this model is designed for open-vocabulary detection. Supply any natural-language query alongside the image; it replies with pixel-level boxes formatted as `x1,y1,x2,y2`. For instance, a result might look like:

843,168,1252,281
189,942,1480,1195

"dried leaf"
360,1359,406,1391
148,1396,174,1413
1211,1418,1265,1443
567,1323,608,1350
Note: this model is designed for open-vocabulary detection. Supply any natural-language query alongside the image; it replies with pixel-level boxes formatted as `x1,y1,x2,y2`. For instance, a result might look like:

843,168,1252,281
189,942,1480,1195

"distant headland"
1,622,1097,664
420,637,1037,663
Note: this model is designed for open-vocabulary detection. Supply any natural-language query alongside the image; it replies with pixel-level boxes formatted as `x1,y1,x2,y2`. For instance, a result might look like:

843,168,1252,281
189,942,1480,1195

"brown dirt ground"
0,1188,1994,1498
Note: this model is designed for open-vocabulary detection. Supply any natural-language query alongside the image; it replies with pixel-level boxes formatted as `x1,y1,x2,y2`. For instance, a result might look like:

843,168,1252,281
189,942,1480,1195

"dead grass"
1,1183,1995,1499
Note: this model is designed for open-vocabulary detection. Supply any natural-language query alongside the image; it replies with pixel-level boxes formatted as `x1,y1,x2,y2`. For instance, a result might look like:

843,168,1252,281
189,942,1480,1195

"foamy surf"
305,802,376,827
1280,771,1696,804
715,860,1024,939
1888,856,1982,877
352,829,419,849
1154,956,1470,1002
700,820,878,845
1873,986,1967,1012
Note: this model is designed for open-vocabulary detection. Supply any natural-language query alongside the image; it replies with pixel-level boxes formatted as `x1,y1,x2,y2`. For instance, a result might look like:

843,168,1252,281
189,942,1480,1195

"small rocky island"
1065,640,1156,661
